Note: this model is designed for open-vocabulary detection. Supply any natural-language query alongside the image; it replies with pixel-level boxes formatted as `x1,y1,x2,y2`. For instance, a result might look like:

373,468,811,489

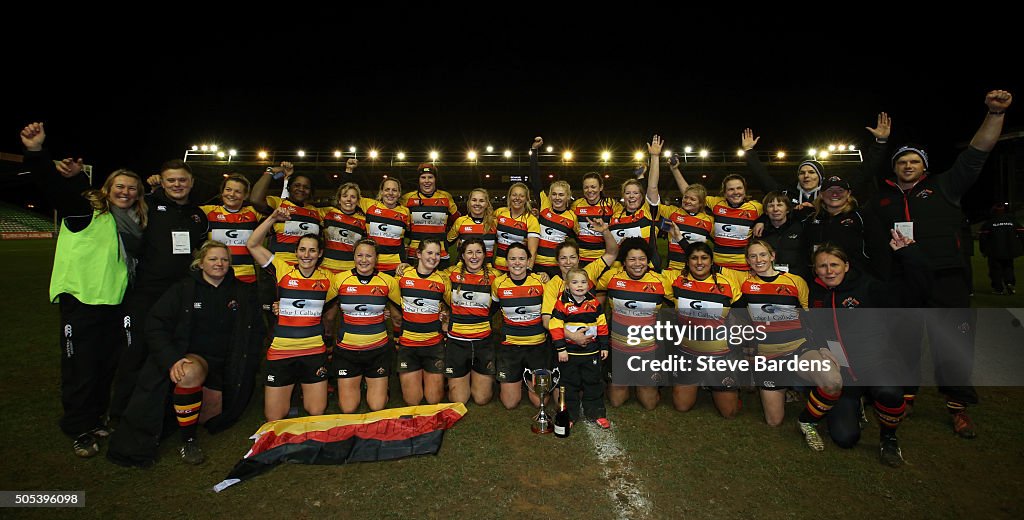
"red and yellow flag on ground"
214,402,468,492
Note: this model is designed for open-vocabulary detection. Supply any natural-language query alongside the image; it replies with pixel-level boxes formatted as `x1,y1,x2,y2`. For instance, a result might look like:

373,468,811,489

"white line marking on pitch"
582,422,652,519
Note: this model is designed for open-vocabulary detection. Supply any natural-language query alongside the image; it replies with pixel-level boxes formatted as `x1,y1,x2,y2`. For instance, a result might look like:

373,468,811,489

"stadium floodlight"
334,151,342,158
776,151,786,159
634,151,644,161
737,149,745,157
467,151,477,161
210,145,219,152
216,151,225,158
562,151,573,161
546,146,553,153
601,151,611,161
258,151,268,159
486,146,494,153
485,174,491,178
191,145,198,151
504,150,512,158
200,145,209,152
828,145,836,152
819,151,829,159
663,151,672,158
838,145,847,151
848,145,856,151
808,148,817,156
548,174,554,178
684,146,693,154
429,151,439,161
349,146,356,153
369,150,379,159
297,150,305,158
397,152,406,160
228,149,237,157
699,150,709,158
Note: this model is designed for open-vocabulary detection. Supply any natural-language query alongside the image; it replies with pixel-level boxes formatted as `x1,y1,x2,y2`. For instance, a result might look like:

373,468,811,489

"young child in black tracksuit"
549,268,610,428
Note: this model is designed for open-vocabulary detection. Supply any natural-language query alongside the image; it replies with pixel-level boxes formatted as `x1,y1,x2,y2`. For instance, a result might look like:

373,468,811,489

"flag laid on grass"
214,402,468,492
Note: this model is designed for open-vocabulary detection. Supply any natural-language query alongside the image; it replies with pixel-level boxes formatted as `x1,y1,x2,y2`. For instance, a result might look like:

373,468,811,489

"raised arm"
646,135,663,204
591,217,619,266
861,112,892,188
971,90,1013,151
21,122,93,219
247,207,290,266
741,128,781,193
668,153,690,192
249,161,293,214
529,136,544,199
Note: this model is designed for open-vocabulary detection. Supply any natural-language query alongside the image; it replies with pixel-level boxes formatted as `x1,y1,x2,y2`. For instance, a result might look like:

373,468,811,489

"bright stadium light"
828,145,836,152
848,145,856,151
297,150,305,157
838,145,847,151
258,151,268,159
548,174,554,178
562,151,573,160
369,150,379,159
486,146,494,153
808,148,817,156
634,151,644,161
737,149,745,157
191,145,198,151
485,174,491,178
504,150,512,158
334,150,342,158
776,151,786,159
684,146,693,154
819,151,830,159
601,151,611,161
210,145,219,152
699,150,709,158
200,145,209,152
429,151,439,160
228,149,237,156
663,151,672,158
467,151,477,161
397,152,406,160
216,151,225,158
546,146,553,153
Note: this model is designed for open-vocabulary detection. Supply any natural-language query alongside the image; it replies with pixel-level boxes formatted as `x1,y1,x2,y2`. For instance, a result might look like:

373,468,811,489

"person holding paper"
807,232,931,467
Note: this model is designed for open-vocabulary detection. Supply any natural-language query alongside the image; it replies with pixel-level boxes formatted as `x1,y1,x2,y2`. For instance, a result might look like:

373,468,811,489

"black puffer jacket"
107,270,264,467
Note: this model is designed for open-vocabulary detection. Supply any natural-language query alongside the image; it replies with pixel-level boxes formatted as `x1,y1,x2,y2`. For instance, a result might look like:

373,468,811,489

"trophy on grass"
523,367,561,434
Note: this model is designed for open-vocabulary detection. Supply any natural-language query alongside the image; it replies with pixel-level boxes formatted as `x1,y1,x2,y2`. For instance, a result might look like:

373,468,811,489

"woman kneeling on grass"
735,240,842,452
247,208,337,421
108,241,264,467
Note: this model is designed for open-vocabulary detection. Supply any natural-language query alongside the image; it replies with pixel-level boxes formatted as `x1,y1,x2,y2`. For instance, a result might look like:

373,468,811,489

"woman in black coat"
807,232,929,467
108,241,264,467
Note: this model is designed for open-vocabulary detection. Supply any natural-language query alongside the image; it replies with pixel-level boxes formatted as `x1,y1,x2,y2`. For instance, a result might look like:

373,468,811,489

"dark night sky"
5,20,1021,190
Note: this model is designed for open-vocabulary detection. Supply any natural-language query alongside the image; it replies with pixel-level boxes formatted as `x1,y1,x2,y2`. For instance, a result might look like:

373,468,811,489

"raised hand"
146,174,162,187
666,220,682,243
866,112,891,140
56,158,85,178
532,136,544,150
345,158,358,172
986,90,1013,112
741,128,760,151
588,217,609,234
281,161,295,178
20,122,46,151
648,134,664,156
270,206,292,223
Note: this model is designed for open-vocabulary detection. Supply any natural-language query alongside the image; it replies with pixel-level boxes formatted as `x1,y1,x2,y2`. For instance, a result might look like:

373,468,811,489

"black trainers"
72,433,99,458
89,423,114,439
180,439,205,465
879,433,905,467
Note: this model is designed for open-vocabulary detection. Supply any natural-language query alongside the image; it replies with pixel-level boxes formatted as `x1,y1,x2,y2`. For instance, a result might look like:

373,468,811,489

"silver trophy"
523,367,561,434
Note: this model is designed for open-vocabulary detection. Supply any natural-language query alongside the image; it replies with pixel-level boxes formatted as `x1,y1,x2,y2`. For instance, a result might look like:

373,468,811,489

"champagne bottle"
554,386,570,438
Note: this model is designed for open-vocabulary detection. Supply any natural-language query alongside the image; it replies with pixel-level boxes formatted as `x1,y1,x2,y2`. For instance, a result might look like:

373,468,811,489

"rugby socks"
798,387,839,424
174,385,203,442
874,400,905,432
946,400,967,415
